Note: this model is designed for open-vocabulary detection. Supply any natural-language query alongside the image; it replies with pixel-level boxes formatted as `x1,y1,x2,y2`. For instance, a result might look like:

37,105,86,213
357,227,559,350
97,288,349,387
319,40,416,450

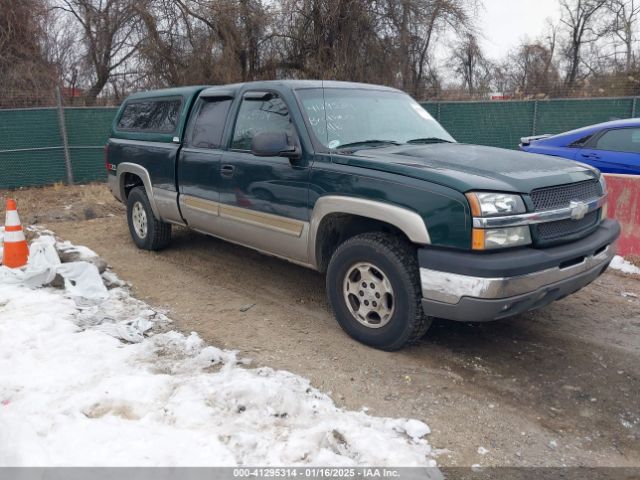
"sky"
479,0,563,60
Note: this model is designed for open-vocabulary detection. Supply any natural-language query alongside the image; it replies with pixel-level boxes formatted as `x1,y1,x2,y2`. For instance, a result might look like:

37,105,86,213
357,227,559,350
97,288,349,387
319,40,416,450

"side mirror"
251,131,300,159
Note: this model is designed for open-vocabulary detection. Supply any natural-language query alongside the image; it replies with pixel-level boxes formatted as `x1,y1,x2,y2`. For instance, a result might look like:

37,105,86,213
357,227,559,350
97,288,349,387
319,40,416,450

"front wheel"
326,232,432,350
126,186,171,250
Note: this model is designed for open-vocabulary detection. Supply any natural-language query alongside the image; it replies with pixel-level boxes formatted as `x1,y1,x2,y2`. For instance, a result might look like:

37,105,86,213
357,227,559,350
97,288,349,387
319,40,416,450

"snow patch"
101,270,128,288
403,419,431,441
56,240,99,262
0,235,438,467
610,256,640,275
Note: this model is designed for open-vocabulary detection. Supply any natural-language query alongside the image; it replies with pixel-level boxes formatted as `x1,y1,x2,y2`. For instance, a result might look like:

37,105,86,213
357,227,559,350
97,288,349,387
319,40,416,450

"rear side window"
569,134,593,147
117,98,182,133
190,98,232,149
594,128,640,153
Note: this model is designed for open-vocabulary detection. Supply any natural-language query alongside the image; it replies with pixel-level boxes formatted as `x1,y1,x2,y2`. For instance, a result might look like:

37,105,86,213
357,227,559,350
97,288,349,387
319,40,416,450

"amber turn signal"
472,228,485,250
466,193,482,217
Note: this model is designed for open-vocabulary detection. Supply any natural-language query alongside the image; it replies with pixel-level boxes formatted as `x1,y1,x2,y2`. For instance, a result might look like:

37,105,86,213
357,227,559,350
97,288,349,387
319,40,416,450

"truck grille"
530,179,602,245
536,210,600,242
530,179,601,211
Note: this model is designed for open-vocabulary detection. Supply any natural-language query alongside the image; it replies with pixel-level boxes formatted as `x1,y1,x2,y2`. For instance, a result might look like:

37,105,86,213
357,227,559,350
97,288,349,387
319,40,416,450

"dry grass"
1,182,124,226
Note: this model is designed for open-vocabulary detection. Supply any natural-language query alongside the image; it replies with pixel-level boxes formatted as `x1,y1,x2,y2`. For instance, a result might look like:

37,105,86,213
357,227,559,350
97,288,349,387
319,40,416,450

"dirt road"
8,184,640,467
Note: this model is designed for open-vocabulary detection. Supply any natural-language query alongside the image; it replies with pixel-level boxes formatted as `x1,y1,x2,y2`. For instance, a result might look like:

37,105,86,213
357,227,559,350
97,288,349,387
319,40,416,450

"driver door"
218,91,311,263
579,127,640,174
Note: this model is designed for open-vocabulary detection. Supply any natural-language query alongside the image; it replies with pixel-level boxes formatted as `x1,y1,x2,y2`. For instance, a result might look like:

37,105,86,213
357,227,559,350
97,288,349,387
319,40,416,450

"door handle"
220,164,235,178
581,153,600,160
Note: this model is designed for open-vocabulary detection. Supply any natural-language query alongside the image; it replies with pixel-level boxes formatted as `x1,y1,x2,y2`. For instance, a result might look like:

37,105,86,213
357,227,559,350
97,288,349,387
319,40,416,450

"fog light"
472,226,531,250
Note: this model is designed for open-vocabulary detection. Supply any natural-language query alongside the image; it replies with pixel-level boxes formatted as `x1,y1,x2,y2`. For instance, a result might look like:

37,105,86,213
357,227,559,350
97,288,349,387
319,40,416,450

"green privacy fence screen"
421,97,639,150
1,97,639,189
65,108,119,183
0,106,118,189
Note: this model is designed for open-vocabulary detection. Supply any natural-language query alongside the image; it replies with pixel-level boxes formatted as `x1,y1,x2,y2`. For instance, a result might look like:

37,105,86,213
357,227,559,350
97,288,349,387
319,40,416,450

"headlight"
466,192,526,217
472,227,532,250
466,192,530,250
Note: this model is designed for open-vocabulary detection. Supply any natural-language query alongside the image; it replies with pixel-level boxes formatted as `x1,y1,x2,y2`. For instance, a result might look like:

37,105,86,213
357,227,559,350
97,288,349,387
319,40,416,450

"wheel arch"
117,163,160,219
309,196,430,271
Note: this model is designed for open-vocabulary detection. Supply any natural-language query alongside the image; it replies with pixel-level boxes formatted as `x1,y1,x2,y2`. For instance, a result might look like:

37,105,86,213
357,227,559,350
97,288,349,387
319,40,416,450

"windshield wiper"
406,137,453,145
335,139,402,150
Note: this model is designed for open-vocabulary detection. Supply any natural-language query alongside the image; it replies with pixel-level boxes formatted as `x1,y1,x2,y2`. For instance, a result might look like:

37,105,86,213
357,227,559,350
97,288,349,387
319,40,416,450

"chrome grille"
530,180,602,211
536,210,600,243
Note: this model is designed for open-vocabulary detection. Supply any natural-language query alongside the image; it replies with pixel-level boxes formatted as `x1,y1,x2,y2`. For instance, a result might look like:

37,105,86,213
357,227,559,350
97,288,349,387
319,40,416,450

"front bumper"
419,220,620,322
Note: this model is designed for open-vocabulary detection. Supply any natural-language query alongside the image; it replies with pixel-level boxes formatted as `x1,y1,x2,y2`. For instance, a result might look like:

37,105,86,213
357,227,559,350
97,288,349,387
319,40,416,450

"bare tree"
450,32,492,96
42,7,85,102
559,0,608,90
276,0,386,81
0,0,57,107
503,22,560,98
8,0,640,106
57,0,143,104
607,0,640,71
385,0,477,98
168,0,273,83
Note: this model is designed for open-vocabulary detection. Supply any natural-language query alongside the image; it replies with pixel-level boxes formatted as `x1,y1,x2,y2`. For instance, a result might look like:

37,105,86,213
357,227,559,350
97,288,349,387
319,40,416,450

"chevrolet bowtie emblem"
569,200,589,220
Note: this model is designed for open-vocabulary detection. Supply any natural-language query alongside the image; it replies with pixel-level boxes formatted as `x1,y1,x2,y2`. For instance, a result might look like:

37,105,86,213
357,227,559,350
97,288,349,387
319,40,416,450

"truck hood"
332,143,599,193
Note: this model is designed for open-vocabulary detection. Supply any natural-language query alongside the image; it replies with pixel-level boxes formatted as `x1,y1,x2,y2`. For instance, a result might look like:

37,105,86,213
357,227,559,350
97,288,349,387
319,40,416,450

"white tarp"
0,235,107,298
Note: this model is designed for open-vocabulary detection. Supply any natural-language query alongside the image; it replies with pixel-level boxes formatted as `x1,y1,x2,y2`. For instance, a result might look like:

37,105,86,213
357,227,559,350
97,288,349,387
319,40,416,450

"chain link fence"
1,94,639,190
422,96,640,150
0,89,118,189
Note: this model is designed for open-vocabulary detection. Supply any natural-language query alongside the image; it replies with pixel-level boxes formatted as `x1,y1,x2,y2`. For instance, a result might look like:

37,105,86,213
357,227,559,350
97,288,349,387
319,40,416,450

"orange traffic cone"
2,199,29,268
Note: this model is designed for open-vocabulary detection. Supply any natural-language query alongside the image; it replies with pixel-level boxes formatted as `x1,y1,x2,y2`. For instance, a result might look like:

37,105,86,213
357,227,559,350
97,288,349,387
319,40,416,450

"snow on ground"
0,234,438,467
610,255,640,275
55,239,100,261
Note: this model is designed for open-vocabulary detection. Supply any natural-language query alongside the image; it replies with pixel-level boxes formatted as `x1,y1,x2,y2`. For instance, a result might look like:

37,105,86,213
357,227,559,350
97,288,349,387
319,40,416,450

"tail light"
104,144,115,172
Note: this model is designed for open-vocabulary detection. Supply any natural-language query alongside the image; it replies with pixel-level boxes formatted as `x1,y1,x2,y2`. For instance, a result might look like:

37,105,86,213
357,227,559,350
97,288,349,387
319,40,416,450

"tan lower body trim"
181,195,304,237
219,204,304,237
183,196,220,215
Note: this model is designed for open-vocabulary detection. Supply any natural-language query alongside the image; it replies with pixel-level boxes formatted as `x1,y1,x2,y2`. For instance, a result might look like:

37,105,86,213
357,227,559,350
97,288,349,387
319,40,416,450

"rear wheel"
126,186,171,250
326,232,432,350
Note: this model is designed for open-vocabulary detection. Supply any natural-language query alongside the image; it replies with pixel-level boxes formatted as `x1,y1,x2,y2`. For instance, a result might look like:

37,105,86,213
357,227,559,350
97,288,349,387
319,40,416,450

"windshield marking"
298,88,455,150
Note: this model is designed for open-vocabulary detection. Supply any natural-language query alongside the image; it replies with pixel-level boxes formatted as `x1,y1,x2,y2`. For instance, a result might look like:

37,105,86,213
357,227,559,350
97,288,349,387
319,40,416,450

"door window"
190,98,232,149
231,94,293,151
594,128,640,153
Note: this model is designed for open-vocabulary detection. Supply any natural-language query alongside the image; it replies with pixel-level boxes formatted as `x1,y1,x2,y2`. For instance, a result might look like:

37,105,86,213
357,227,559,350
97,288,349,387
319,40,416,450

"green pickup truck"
106,80,620,350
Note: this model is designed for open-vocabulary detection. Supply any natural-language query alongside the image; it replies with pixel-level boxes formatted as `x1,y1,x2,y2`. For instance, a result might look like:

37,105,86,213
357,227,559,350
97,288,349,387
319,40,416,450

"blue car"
520,118,640,175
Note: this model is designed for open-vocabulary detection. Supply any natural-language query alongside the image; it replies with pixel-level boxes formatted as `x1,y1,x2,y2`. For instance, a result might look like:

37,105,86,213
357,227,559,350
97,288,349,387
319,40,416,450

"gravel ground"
4,183,640,468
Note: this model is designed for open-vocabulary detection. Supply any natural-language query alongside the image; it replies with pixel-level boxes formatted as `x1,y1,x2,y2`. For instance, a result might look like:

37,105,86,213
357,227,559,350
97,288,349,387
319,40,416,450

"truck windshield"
296,88,455,150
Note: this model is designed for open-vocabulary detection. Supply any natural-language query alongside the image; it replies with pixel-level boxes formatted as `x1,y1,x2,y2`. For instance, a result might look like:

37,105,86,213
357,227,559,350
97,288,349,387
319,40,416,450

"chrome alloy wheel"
343,262,395,328
132,201,148,239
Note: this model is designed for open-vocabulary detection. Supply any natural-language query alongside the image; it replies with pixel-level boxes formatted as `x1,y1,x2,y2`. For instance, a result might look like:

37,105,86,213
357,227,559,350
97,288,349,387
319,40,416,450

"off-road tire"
326,232,432,350
126,186,171,250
